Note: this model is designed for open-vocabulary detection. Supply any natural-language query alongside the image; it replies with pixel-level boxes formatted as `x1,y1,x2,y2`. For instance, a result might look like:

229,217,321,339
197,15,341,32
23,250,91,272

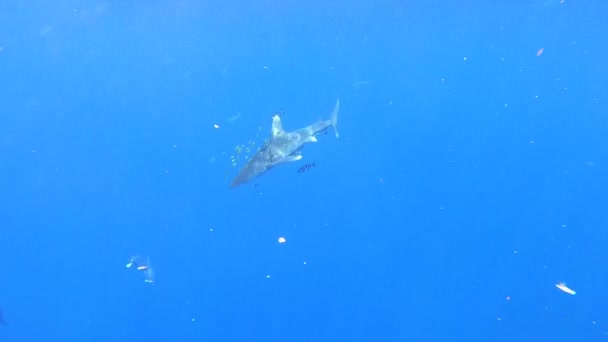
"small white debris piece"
127,255,155,284
556,282,576,295
213,124,220,129
277,236,286,244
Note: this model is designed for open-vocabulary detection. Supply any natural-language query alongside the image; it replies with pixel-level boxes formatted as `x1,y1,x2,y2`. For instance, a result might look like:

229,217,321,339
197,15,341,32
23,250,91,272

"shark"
230,99,340,188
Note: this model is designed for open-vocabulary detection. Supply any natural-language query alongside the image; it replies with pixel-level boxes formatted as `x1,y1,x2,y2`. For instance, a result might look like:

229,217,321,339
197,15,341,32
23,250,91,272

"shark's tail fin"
330,98,340,138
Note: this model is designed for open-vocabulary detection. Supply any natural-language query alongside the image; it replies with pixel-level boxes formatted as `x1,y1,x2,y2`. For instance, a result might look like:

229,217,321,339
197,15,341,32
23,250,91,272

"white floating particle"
556,282,576,295
213,124,220,129
278,237,286,244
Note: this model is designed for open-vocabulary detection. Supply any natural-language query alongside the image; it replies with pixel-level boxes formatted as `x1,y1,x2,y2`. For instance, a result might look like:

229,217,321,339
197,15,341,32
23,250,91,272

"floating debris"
228,112,241,123
556,282,576,295
143,266,155,284
126,256,155,284
278,237,286,244
536,47,545,57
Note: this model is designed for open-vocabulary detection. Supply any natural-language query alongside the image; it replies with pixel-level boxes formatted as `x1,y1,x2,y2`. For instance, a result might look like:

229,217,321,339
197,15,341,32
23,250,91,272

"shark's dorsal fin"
271,114,284,137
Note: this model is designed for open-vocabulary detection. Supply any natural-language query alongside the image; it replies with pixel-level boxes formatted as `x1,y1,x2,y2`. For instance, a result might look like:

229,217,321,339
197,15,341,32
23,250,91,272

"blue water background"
1,0,607,340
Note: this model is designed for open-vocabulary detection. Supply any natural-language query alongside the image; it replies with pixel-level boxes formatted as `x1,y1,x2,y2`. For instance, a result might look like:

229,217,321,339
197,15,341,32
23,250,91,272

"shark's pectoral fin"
306,136,318,143
283,155,302,163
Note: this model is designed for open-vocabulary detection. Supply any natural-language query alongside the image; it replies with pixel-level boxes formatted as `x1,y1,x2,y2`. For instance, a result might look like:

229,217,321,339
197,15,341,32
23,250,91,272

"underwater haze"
1,0,607,341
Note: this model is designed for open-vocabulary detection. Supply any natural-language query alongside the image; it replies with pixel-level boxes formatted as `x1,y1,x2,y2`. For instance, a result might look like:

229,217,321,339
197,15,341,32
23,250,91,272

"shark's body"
230,99,340,188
